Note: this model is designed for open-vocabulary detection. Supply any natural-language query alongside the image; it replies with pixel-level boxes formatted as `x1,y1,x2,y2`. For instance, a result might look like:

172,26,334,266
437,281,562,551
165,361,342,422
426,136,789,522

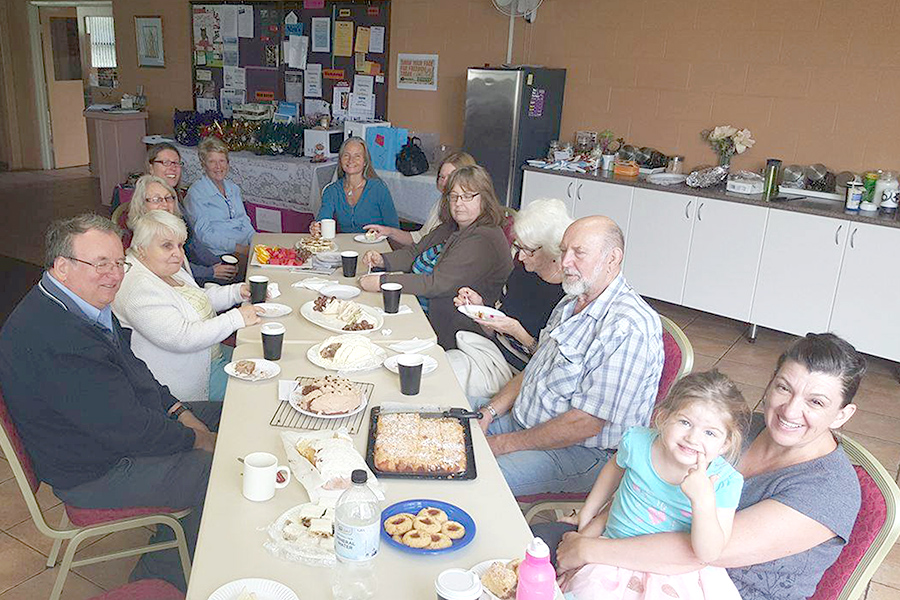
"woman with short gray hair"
112,210,261,402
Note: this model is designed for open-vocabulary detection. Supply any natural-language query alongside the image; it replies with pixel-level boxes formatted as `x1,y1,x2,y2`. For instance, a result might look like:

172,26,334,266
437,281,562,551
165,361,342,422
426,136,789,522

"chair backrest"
657,315,694,402
0,386,39,494
111,202,130,231
810,434,900,600
502,207,517,247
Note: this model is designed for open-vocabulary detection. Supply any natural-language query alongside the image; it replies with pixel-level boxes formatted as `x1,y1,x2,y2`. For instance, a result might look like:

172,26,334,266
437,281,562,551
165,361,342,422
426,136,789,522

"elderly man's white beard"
562,275,589,296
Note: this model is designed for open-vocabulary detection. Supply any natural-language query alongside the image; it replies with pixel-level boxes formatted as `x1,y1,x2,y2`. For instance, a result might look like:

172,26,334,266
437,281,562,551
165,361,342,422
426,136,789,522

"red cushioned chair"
0,386,192,600
809,434,900,600
90,579,184,600
520,315,694,522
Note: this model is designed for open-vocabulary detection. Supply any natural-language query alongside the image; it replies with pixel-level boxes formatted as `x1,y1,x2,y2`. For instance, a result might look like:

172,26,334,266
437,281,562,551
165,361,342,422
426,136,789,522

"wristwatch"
169,404,188,420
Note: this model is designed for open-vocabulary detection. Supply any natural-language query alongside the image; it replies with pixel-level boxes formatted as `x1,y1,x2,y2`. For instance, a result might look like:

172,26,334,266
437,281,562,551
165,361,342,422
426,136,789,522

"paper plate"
207,578,298,600
381,499,476,555
319,284,361,300
255,303,293,318
224,358,281,382
383,354,438,375
354,233,388,244
457,304,506,321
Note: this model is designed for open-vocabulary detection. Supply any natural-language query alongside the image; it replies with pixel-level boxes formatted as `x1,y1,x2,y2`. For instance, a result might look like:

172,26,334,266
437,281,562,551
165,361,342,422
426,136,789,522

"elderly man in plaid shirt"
472,215,664,496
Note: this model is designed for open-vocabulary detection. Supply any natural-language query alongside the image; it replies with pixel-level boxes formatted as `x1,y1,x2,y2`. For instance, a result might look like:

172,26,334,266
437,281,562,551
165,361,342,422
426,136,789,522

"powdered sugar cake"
373,413,467,475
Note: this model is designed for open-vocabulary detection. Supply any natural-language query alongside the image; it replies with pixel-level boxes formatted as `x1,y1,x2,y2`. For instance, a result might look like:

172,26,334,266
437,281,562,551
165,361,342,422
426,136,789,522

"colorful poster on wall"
334,21,354,57
332,83,350,118
397,54,439,91
193,6,223,67
311,17,330,53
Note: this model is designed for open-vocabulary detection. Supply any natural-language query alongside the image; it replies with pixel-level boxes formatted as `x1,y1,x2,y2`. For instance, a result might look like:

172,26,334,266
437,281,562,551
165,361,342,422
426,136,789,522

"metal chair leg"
46,511,68,568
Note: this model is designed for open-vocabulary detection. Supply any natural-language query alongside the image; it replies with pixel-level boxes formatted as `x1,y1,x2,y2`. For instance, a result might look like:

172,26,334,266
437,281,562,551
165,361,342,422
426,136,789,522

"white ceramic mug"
242,452,291,502
320,218,337,239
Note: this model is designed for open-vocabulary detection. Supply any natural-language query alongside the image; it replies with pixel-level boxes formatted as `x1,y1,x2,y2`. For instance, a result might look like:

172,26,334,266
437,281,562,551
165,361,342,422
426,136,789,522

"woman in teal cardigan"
311,137,399,234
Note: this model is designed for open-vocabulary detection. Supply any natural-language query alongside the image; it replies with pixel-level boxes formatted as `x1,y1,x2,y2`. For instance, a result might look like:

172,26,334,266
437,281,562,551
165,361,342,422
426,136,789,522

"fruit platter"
252,244,313,268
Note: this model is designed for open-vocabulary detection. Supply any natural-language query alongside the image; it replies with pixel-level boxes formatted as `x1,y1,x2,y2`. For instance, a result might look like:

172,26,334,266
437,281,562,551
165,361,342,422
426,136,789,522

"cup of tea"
249,275,269,304
341,250,359,278
397,353,424,396
381,282,402,314
220,254,238,266
320,218,336,239
261,322,286,361
242,452,291,502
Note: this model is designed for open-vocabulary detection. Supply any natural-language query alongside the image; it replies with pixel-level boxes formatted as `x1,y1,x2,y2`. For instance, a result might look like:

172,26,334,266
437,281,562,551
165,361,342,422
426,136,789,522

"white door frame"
28,0,112,170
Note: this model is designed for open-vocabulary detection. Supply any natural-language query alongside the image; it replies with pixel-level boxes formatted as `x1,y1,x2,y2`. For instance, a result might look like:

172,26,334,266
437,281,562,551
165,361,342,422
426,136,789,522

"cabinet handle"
684,200,692,219
850,227,858,249
697,202,704,221
576,183,583,201
834,224,843,245
566,181,573,199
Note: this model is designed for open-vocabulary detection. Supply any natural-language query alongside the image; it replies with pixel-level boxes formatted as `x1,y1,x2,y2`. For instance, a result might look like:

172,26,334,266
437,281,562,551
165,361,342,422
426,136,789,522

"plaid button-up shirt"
512,274,664,450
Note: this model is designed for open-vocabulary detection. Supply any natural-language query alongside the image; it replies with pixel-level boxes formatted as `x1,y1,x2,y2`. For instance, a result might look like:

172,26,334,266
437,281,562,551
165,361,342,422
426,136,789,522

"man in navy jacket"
0,214,220,591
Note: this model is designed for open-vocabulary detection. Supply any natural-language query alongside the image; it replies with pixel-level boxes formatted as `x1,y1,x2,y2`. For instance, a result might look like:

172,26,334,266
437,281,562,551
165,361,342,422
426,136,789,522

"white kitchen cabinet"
682,198,768,322
572,179,633,234
520,170,576,215
829,222,900,362
624,188,695,304
751,210,848,336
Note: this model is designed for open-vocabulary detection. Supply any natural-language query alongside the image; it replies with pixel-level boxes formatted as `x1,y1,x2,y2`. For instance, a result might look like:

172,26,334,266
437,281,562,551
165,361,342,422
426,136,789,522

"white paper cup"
242,452,291,502
321,218,336,239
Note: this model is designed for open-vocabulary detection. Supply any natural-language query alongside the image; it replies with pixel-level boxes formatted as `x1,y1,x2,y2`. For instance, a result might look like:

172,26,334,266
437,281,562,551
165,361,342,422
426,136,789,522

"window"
85,16,116,68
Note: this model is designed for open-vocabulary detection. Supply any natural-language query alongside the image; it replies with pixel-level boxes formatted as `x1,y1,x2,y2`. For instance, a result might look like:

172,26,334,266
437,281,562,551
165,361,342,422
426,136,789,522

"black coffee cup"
261,323,286,361
397,353,424,395
249,275,269,304
220,254,238,266
381,282,402,314
341,251,359,278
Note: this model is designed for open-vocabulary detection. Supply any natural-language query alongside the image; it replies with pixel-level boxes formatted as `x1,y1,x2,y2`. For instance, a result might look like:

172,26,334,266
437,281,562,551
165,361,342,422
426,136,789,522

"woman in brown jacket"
359,165,513,349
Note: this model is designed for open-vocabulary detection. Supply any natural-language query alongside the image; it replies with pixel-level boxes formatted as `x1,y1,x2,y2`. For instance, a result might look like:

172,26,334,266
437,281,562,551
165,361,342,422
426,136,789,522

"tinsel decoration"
173,109,224,146
254,122,305,156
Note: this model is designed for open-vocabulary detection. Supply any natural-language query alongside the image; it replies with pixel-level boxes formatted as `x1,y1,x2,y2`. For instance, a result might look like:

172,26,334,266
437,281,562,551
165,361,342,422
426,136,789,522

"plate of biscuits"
381,499,475,555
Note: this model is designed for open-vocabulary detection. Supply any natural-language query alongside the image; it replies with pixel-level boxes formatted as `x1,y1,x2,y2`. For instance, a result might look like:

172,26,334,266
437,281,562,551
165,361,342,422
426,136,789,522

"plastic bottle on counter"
332,470,380,600
861,171,880,212
873,171,899,211
516,537,556,600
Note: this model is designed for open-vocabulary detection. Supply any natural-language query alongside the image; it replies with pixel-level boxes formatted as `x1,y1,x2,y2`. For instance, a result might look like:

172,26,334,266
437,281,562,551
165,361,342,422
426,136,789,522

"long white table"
185,233,553,599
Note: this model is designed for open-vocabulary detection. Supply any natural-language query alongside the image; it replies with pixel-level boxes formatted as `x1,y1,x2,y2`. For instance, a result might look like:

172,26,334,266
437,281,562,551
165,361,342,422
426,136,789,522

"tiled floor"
0,169,899,598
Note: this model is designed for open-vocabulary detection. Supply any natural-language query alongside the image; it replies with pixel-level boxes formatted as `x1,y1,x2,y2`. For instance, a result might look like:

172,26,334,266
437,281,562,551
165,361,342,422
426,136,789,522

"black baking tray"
364,406,477,480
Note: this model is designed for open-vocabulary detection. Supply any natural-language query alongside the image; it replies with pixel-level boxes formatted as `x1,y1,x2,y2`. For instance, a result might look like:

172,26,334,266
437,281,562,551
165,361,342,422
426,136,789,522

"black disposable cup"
220,254,238,265
397,354,424,395
261,323,285,361
249,275,268,304
381,282,402,314
341,251,359,278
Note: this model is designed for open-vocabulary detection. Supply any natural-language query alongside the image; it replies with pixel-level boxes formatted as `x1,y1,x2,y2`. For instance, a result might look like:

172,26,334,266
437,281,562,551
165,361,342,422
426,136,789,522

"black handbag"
395,137,429,176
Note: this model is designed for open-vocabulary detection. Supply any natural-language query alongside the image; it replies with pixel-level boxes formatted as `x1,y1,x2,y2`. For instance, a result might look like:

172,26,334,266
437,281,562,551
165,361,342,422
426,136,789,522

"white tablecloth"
177,143,338,213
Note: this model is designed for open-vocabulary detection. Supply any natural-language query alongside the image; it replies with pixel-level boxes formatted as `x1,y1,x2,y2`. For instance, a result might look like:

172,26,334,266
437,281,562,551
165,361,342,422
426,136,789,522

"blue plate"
381,499,476,555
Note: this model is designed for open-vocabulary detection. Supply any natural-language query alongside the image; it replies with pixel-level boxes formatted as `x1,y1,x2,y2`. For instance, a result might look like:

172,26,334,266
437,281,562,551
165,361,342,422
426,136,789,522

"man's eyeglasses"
152,160,184,168
448,192,480,204
512,242,542,257
65,256,131,274
146,195,177,205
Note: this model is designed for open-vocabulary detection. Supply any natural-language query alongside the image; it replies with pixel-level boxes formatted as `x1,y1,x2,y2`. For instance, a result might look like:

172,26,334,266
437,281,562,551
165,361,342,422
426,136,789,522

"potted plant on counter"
597,130,620,171
701,125,754,167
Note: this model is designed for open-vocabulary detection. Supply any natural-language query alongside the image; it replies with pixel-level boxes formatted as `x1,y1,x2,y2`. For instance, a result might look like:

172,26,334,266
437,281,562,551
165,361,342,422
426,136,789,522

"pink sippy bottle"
516,537,557,600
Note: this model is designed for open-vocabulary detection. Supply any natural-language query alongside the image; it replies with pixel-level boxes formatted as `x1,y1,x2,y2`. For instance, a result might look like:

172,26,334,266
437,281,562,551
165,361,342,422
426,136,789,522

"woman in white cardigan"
113,210,262,402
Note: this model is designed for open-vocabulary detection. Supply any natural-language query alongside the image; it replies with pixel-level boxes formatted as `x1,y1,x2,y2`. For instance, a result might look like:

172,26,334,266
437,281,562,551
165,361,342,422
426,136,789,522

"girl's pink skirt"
562,563,741,600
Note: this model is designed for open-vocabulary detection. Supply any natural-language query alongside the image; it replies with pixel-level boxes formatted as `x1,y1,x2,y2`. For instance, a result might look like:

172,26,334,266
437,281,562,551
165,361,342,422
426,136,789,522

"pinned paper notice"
304,0,325,8
333,85,350,118
305,63,322,97
311,17,330,53
285,71,303,103
224,66,246,89
334,21,353,57
217,5,238,41
223,41,239,66
288,35,308,69
284,11,298,25
219,88,245,118
196,97,217,113
196,69,212,81
369,26,385,54
355,27,370,54
237,6,253,38
304,99,330,117
354,74,374,97
348,92,375,121
355,52,366,73
255,207,283,233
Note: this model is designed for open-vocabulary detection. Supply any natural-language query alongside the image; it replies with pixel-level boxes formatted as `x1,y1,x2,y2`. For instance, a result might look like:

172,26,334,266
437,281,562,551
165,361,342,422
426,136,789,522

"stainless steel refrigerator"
463,67,566,209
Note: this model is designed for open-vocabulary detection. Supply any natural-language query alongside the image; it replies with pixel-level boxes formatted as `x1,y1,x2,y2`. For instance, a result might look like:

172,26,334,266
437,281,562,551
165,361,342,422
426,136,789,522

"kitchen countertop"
522,165,900,229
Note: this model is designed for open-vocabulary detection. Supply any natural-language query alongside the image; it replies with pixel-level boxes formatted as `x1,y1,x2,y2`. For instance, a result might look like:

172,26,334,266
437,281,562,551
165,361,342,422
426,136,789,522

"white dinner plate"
314,251,343,266
457,304,506,321
469,559,517,600
647,172,687,186
287,380,370,419
207,578,299,600
382,354,438,375
319,284,361,300
300,300,383,335
307,341,386,372
255,302,293,318
354,233,388,244
224,358,281,382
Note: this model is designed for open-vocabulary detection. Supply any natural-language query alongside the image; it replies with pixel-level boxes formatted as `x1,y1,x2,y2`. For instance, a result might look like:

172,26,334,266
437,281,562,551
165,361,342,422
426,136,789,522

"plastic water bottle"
332,469,379,600
516,537,556,600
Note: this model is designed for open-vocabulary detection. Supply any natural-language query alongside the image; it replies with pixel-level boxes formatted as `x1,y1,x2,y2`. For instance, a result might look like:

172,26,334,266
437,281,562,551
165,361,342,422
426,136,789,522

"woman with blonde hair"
363,151,477,245
113,210,261,402
311,136,398,234
359,165,513,349
447,197,572,396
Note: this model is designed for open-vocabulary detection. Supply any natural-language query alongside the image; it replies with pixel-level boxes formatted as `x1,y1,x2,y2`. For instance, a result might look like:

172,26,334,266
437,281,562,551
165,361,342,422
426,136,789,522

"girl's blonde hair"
128,175,181,230
653,370,750,464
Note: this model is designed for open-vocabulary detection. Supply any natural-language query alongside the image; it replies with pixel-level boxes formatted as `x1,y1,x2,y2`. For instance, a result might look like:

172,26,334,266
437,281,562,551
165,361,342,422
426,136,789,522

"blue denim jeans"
469,397,613,497
207,344,233,402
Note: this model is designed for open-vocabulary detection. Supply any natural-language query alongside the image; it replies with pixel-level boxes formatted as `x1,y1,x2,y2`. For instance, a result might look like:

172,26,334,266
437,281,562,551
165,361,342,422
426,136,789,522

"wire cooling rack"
269,377,373,434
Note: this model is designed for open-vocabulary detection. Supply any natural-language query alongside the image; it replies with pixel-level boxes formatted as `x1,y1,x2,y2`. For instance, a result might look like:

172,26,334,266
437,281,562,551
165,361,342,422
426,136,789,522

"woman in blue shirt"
184,137,256,257
311,137,399,234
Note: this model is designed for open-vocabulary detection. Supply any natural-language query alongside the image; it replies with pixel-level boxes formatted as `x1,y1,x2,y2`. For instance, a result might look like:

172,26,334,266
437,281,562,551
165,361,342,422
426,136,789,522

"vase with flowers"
596,130,621,171
701,125,755,167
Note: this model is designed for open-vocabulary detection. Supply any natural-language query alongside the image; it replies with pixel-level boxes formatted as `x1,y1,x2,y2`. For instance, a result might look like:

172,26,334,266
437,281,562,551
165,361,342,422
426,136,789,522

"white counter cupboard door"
751,210,848,336
682,198,768,322
520,170,576,214
829,222,900,362
623,188,696,304
573,179,634,234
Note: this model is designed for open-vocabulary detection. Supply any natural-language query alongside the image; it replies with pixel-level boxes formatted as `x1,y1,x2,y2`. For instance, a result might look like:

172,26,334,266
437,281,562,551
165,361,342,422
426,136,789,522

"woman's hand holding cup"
239,283,251,301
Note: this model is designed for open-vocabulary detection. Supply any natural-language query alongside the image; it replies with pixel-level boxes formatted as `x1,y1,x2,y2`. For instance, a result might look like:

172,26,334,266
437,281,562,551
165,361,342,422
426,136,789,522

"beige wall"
5,0,898,173
3,0,44,169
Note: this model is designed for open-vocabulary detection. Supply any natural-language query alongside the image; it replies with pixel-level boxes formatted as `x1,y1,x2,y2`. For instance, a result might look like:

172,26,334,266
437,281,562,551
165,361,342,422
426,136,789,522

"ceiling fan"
491,0,544,64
